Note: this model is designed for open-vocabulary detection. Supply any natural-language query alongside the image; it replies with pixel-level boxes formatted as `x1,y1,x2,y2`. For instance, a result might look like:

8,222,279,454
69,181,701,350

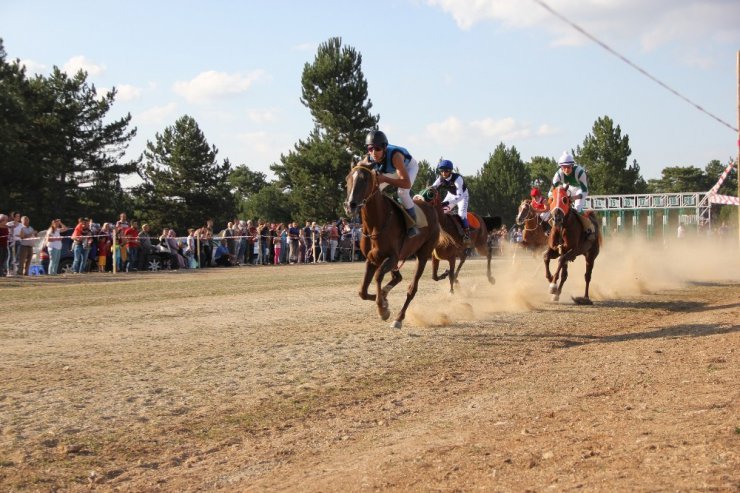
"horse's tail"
436,229,458,250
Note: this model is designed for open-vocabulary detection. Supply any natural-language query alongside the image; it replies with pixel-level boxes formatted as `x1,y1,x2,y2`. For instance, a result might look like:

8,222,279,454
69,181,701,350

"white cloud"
425,116,465,144
63,55,105,76
235,130,292,166
18,59,46,74
173,69,266,104
427,0,740,51
137,102,178,125
246,108,279,124
292,42,317,52
116,84,143,102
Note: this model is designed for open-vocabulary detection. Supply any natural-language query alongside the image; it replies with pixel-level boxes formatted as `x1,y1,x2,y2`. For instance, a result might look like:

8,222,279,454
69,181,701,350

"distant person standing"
17,216,37,276
677,223,686,240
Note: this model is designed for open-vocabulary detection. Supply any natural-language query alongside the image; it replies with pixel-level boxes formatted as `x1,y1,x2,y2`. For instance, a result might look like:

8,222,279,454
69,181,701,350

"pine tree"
470,143,529,221
135,115,235,231
271,37,378,221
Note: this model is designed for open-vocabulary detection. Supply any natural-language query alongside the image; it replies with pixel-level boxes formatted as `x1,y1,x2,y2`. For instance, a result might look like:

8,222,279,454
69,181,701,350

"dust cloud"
407,236,740,327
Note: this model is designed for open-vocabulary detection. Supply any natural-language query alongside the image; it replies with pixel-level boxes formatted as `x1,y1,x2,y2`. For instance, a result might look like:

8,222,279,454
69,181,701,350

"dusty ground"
0,238,738,492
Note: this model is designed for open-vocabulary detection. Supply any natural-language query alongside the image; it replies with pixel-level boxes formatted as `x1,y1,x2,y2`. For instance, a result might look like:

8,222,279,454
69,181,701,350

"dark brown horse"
515,199,549,252
419,187,495,293
345,164,441,329
544,186,601,304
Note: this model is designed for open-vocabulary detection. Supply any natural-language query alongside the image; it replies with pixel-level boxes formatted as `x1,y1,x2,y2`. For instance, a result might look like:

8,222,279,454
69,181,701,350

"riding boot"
463,227,472,247
405,207,420,238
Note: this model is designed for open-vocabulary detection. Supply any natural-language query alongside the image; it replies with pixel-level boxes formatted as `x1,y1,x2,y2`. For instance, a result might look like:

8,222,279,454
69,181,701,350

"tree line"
1,37,736,232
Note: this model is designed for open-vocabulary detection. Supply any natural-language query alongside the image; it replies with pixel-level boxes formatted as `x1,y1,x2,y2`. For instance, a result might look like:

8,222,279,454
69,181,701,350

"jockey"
431,159,471,244
549,151,594,239
530,187,551,234
360,130,420,238
550,151,589,213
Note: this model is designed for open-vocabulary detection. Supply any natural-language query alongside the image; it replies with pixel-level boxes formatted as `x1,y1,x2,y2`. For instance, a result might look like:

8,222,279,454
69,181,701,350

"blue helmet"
437,159,454,172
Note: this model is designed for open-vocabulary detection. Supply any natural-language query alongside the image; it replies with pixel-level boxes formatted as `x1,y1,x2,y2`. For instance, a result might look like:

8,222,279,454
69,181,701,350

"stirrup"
407,226,420,238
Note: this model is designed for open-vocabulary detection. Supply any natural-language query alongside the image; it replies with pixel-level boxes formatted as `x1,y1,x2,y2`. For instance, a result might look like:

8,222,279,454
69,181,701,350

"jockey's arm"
376,152,411,189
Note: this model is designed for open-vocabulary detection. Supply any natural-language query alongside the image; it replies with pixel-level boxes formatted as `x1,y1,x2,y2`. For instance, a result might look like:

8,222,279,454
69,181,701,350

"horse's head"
344,164,378,216
550,185,571,227
515,199,532,226
418,187,441,207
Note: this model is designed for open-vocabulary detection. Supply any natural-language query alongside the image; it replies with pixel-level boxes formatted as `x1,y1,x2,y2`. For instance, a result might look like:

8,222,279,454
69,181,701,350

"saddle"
389,197,428,230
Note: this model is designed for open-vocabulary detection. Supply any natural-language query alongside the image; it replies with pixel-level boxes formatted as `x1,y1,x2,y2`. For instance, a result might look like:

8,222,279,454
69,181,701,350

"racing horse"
515,199,549,253
419,187,496,293
345,164,440,328
544,186,601,304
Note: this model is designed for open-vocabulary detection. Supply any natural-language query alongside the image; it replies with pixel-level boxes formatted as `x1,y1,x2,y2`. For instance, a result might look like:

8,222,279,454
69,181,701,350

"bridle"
518,200,541,232
348,165,393,239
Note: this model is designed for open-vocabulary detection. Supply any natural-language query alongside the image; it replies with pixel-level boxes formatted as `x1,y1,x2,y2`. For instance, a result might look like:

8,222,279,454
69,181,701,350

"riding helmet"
365,130,388,148
558,151,575,167
437,159,454,172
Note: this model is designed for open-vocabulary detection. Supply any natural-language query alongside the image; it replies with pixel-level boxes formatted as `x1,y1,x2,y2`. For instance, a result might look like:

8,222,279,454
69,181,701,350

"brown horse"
344,164,441,329
515,199,549,252
419,187,495,293
544,186,601,304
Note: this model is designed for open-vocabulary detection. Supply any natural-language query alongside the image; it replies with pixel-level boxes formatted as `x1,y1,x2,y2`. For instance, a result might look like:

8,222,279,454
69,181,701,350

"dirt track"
0,239,738,492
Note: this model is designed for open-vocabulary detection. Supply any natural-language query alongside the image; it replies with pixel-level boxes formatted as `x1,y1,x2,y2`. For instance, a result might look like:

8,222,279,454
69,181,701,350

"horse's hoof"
549,283,558,295
380,309,391,321
551,294,560,302
390,320,402,329
572,296,593,305
488,276,495,285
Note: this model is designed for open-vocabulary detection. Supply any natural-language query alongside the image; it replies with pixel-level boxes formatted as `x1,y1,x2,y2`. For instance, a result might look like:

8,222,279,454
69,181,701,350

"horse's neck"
362,193,393,230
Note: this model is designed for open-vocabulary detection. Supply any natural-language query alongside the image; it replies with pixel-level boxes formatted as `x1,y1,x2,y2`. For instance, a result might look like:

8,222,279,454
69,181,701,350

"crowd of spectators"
0,211,366,276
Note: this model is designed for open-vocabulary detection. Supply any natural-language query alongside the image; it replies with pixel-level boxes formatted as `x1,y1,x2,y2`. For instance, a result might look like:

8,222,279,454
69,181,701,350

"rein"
350,165,393,239
518,202,541,232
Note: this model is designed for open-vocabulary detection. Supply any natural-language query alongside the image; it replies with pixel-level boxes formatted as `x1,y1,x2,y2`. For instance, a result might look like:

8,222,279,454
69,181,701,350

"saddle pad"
467,213,480,229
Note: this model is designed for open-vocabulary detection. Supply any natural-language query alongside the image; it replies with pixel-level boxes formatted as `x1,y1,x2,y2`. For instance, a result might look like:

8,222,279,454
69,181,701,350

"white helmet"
558,151,575,167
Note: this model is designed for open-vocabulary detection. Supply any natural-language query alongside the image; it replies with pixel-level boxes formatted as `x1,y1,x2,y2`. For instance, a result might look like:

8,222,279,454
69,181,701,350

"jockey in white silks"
431,159,471,243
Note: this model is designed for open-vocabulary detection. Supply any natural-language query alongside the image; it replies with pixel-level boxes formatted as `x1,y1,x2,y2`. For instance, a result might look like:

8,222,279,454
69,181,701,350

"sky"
1,0,738,186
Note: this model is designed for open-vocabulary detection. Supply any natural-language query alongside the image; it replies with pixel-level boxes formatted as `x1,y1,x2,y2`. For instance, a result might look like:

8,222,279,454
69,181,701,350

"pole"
736,50,739,246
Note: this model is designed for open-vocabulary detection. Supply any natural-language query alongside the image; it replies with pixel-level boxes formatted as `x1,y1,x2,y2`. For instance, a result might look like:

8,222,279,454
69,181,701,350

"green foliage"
415,159,436,189
273,129,351,222
0,38,138,223
646,166,709,193
576,116,646,194
469,143,529,221
240,183,293,224
300,37,378,151
526,156,557,190
134,115,235,232
271,37,377,221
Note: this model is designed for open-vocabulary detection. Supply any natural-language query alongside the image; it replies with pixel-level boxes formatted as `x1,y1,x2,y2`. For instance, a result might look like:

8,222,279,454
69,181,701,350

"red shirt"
531,196,548,213
123,227,140,248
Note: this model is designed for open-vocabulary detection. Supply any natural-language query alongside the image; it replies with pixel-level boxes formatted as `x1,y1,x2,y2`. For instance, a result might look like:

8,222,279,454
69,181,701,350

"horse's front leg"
393,256,429,329
432,256,447,282
374,257,397,321
544,248,557,283
359,259,378,302
448,257,458,294
553,256,570,302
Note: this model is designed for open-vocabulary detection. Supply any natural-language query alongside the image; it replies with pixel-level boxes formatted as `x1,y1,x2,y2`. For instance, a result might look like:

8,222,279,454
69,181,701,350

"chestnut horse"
544,186,601,304
345,164,440,329
419,187,495,293
515,199,548,252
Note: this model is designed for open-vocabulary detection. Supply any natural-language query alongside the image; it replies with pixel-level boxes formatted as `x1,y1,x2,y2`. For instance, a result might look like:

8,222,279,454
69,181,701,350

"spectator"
123,220,140,272
318,223,329,262
328,221,339,262
288,222,300,264
45,218,68,275
273,224,283,265
138,223,153,271
303,221,313,264
279,225,288,264
7,211,21,275
0,214,9,277
677,223,686,240
115,213,129,271
71,217,92,273
17,216,36,276
97,223,112,273
236,220,247,265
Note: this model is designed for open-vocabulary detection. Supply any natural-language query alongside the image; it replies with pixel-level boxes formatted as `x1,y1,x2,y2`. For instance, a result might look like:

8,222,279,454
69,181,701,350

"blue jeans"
72,244,87,273
126,246,139,271
49,248,62,275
